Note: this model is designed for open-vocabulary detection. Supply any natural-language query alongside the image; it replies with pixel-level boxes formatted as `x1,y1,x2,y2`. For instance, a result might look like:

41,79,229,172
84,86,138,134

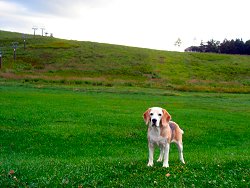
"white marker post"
23,34,26,50
0,51,2,69
12,42,18,61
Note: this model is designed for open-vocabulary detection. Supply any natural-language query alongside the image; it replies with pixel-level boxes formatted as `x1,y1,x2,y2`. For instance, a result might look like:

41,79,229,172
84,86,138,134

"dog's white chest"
148,129,167,146
150,135,167,146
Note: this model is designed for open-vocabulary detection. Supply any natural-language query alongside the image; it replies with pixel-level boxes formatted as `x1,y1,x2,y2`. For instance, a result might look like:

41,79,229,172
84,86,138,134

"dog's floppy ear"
143,108,151,125
161,109,171,126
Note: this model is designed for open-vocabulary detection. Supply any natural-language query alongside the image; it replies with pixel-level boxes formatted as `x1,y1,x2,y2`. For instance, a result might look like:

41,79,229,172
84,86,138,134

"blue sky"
0,0,249,51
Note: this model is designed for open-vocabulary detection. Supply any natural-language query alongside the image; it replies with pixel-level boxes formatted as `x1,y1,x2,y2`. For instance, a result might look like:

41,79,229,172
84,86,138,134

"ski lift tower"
40,27,45,36
32,26,38,36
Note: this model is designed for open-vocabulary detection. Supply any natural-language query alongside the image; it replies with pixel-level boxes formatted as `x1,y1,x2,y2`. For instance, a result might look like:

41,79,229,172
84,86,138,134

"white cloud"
0,0,249,51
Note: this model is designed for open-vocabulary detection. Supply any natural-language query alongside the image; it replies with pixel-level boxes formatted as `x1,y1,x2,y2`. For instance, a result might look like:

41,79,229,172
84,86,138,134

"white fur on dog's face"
149,107,163,127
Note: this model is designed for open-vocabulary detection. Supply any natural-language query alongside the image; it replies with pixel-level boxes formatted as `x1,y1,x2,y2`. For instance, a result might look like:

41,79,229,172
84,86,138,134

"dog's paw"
163,163,169,168
157,158,163,162
147,162,153,167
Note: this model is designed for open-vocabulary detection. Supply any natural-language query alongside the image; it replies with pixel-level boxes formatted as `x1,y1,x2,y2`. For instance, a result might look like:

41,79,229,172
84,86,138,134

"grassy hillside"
0,30,250,93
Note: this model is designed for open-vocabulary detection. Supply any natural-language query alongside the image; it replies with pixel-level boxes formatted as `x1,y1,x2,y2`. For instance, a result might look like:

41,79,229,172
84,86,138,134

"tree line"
185,39,250,55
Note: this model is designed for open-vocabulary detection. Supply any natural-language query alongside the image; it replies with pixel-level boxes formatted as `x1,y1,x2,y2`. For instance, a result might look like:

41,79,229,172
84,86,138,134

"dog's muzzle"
152,119,157,127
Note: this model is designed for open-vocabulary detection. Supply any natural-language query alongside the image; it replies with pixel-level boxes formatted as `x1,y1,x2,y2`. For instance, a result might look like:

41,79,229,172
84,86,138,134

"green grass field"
0,30,250,187
0,84,249,187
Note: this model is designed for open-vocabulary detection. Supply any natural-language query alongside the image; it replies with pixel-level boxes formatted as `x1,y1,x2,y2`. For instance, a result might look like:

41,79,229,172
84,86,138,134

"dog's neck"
148,123,169,138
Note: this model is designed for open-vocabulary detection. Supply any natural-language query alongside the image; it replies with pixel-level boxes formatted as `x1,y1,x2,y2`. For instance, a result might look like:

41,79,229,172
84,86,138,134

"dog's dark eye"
158,114,162,116
150,113,153,116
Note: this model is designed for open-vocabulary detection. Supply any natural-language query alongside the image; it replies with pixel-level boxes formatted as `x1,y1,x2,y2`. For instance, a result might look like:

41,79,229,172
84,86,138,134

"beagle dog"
143,107,185,168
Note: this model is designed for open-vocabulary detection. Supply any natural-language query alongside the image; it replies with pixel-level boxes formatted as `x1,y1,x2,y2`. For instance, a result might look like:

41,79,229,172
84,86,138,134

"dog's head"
143,107,171,127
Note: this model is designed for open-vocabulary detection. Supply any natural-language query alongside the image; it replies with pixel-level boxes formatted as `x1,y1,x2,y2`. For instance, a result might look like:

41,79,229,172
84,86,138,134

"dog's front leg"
157,145,164,162
163,143,170,168
147,143,154,167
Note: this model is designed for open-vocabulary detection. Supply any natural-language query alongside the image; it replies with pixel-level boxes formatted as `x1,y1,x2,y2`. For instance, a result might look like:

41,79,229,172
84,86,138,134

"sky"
0,0,249,51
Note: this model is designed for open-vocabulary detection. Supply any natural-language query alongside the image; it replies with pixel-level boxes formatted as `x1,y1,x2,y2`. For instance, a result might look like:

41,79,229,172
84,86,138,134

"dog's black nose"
152,119,157,124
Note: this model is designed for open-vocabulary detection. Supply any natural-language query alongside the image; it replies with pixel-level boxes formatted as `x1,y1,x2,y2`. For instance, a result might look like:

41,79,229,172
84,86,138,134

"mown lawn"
0,84,249,187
